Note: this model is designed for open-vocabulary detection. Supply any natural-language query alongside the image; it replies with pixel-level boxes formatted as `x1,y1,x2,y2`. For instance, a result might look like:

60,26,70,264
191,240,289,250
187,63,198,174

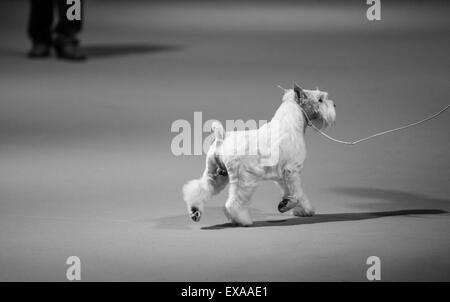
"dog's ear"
293,82,307,102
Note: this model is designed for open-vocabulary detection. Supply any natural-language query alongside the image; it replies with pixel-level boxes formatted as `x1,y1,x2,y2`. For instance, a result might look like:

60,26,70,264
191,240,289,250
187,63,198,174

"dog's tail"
211,120,225,144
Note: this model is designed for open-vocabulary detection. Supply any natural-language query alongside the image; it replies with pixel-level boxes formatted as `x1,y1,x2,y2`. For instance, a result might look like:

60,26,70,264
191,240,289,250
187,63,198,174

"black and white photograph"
0,0,449,289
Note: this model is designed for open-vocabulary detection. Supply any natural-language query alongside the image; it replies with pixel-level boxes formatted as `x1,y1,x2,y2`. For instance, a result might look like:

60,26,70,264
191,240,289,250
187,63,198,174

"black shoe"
28,43,51,58
54,39,87,62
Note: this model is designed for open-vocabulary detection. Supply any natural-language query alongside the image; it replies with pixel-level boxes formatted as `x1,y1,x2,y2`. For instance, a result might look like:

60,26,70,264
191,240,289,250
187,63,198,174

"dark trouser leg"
28,0,54,45
54,0,83,42
53,0,86,61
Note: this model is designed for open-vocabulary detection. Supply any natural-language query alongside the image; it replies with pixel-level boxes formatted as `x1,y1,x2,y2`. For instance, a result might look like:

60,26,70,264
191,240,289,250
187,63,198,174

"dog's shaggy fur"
183,83,336,226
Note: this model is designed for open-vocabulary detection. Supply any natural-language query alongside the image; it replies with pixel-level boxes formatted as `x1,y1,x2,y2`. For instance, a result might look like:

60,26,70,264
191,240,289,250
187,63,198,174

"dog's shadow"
201,187,449,230
150,187,449,230
202,209,448,230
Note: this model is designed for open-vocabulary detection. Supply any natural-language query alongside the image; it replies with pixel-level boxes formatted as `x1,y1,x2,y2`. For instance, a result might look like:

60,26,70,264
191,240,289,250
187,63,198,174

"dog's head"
282,83,336,129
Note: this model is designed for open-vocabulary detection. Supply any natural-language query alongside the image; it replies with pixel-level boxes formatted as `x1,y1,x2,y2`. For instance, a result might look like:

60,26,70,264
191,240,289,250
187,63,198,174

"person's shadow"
83,43,183,59
0,43,183,59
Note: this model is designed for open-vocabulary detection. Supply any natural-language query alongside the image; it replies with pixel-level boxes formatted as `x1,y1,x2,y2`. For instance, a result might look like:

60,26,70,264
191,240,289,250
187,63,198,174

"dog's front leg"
278,170,315,216
275,179,290,200
291,194,315,217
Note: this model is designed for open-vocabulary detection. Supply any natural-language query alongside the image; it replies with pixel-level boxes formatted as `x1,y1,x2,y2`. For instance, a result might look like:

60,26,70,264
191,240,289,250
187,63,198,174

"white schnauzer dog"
183,83,336,226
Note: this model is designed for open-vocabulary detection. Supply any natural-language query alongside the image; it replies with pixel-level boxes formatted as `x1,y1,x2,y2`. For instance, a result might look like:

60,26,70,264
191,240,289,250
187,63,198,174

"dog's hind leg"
183,121,229,222
183,152,228,222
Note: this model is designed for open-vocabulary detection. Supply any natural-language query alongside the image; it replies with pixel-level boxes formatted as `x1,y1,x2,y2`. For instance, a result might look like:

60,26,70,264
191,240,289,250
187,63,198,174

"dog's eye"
318,98,323,103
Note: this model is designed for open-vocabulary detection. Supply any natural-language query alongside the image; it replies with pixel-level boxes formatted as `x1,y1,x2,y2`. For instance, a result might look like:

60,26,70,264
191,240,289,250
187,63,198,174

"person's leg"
54,0,86,61
27,0,54,57
54,0,82,41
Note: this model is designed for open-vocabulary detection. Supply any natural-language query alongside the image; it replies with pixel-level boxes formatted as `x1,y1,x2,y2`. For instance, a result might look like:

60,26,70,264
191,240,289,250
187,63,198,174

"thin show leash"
277,85,450,145
303,104,450,145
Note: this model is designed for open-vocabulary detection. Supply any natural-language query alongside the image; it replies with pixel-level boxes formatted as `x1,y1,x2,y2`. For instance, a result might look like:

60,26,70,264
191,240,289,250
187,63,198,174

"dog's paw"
278,198,300,213
223,206,253,226
230,218,253,227
190,207,202,222
292,207,315,217
237,221,253,227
